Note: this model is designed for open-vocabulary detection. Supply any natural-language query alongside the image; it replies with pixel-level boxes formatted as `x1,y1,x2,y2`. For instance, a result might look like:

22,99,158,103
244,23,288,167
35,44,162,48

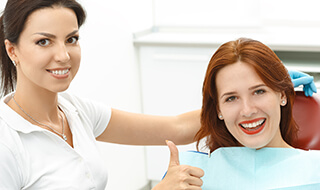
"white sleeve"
60,93,112,138
0,143,23,189
81,99,112,137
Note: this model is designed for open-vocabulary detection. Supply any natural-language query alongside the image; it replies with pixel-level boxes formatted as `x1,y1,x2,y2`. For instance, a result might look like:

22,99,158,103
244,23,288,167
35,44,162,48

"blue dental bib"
179,147,320,190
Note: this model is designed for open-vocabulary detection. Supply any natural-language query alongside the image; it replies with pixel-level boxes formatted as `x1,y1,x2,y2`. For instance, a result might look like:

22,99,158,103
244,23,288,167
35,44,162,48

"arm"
96,70,314,145
96,109,201,145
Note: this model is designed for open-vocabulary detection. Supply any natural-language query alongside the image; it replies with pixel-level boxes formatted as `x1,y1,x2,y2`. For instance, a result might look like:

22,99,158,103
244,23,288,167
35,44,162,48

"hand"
153,140,204,190
288,70,317,97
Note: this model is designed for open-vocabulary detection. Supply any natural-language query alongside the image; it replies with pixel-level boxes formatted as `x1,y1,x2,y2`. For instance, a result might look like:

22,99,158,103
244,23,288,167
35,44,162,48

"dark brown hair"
0,0,86,96
195,38,298,152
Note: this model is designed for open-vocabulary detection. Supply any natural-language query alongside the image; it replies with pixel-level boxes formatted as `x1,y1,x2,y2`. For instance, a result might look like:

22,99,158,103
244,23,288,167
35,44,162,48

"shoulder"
59,92,111,114
0,134,24,188
0,118,26,160
0,141,19,163
59,92,112,137
59,92,93,109
0,119,22,149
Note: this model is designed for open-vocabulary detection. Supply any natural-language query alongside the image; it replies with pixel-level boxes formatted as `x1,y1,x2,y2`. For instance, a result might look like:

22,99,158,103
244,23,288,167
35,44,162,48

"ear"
4,39,18,63
280,91,287,106
217,108,223,120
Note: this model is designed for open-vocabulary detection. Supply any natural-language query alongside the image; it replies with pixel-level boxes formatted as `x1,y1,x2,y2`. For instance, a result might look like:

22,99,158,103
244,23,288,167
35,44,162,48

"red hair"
195,38,298,152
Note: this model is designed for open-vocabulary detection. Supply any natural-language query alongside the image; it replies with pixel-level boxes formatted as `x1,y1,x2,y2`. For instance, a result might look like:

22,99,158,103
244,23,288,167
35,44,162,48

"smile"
47,68,70,75
239,118,266,135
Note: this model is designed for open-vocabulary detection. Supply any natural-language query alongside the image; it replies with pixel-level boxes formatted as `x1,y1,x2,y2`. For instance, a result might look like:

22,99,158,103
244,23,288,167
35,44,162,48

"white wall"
153,0,320,29
154,0,260,28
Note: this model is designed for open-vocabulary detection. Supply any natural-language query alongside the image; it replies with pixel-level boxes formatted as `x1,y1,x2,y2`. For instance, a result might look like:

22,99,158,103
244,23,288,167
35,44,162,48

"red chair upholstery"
292,91,320,150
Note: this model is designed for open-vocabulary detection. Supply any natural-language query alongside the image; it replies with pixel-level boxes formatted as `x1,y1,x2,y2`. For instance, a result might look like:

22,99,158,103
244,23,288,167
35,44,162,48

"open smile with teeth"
240,119,266,131
47,69,70,75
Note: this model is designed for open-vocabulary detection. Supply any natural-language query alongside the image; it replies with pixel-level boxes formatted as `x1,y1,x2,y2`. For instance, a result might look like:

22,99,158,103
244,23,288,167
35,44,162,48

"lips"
47,68,70,75
239,118,266,135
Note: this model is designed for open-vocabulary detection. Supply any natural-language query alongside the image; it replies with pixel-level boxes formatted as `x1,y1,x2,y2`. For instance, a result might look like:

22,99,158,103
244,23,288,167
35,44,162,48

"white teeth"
241,119,265,128
50,69,69,75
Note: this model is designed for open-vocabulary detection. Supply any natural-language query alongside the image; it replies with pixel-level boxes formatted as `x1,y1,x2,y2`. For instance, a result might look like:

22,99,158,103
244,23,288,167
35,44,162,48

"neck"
10,87,60,124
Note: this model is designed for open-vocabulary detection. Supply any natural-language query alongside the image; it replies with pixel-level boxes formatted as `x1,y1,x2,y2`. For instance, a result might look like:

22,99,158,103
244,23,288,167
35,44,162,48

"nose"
54,43,70,63
240,99,257,118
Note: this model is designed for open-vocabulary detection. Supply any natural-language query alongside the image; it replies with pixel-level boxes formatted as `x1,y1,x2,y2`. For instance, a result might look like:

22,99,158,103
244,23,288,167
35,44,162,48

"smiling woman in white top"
0,0,204,189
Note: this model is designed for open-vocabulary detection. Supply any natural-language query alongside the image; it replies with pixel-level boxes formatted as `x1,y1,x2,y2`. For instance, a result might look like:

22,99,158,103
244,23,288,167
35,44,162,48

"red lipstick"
239,118,266,135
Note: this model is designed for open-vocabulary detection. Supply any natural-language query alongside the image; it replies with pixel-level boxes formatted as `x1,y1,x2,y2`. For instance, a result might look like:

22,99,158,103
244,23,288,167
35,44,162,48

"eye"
254,89,265,95
225,96,237,102
66,36,79,44
36,39,50,46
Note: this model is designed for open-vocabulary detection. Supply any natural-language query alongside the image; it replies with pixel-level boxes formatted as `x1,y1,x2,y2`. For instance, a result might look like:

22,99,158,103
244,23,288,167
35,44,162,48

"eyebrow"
33,29,79,38
220,83,266,99
220,91,236,100
248,84,266,90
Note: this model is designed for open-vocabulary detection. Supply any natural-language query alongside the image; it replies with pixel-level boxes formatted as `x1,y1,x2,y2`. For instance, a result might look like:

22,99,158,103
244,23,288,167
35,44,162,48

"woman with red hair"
164,38,320,189
196,37,298,151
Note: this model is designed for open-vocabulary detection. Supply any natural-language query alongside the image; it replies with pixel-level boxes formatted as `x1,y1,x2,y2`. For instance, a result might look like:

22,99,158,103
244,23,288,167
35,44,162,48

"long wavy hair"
195,38,298,153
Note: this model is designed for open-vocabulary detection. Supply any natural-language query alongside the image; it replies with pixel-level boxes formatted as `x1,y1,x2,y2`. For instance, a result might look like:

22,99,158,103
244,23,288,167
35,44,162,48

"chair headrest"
292,91,320,150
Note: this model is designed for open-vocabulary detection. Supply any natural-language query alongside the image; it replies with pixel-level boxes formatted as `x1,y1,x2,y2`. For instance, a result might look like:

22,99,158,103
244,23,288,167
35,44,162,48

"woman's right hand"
153,140,204,190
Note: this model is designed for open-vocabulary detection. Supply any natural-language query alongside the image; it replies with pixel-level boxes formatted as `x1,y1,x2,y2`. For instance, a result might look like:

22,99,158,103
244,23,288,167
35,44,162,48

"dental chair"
292,91,320,150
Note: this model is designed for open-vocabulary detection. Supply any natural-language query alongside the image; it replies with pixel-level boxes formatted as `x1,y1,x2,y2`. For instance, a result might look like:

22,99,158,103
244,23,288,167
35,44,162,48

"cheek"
270,105,282,125
20,47,53,66
220,105,240,131
71,47,81,63
265,97,282,115
70,49,81,77
220,102,239,119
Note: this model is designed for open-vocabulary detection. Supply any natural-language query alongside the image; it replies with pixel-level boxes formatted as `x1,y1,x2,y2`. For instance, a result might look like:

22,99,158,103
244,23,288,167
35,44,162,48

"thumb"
166,140,180,167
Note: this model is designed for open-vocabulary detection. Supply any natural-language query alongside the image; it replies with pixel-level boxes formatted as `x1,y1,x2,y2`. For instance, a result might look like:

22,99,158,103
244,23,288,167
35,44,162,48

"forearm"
174,109,201,144
97,109,201,145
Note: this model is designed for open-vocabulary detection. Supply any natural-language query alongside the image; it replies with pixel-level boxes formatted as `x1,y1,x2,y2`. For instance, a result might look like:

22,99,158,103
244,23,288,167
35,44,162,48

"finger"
303,86,311,97
186,187,202,190
188,166,205,178
308,86,314,97
186,175,204,187
288,70,308,79
166,140,180,167
303,86,312,97
310,82,318,94
292,76,313,87
305,88,311,97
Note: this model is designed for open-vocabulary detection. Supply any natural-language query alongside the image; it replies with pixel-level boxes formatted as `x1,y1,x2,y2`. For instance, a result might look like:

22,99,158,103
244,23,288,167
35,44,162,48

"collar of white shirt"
0,92,78,134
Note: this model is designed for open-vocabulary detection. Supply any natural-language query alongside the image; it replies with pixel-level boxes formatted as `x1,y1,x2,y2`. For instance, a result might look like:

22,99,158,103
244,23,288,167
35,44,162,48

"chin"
50,84,71,93
242,141,268,150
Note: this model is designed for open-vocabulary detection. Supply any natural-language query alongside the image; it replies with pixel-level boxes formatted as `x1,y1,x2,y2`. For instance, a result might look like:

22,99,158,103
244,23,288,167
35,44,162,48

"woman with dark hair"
0,0,204,189
169,38,320,189
0,0,316,189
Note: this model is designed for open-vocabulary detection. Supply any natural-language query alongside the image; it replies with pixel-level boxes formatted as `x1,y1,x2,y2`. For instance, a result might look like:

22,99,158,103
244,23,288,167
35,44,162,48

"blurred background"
1,0,320,189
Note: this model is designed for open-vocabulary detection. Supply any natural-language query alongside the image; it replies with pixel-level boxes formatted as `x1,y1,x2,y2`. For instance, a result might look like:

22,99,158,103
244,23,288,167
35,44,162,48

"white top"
0,93,112,190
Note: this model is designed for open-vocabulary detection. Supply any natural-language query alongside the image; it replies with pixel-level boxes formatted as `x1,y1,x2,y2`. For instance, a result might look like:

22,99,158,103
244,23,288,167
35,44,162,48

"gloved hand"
288,70,317,97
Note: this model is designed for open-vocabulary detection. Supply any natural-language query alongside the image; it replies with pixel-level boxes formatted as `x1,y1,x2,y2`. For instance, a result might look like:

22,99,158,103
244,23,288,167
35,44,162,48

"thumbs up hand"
153,140,204,190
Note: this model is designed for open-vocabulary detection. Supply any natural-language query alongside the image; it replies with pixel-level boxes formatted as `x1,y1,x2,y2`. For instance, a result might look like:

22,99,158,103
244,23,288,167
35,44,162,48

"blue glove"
288,70,317,97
